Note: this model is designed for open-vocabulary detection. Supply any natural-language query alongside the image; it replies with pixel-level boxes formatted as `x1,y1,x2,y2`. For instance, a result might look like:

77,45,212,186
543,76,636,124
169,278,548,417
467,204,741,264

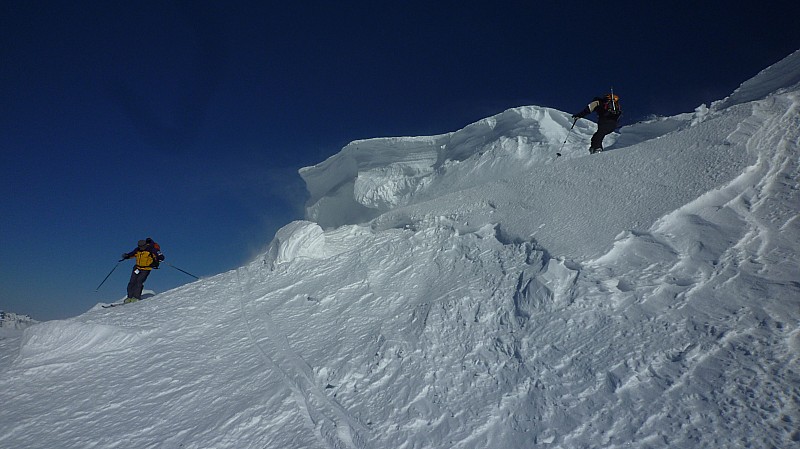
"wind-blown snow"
2,51,799,449
713,48,800,111
300,107,579,229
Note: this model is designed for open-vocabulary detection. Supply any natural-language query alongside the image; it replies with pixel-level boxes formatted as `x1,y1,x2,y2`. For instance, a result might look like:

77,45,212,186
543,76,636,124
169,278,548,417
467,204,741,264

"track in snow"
235,267,371,449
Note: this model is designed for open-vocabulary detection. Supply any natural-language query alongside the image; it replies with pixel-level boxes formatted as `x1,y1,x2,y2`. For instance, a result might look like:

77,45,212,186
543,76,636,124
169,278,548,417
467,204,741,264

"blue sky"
2,1,799,321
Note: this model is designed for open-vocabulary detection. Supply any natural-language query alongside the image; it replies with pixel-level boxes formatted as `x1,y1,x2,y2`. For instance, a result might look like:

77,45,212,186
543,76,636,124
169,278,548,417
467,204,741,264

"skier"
121,238,164,303
572,93,622,154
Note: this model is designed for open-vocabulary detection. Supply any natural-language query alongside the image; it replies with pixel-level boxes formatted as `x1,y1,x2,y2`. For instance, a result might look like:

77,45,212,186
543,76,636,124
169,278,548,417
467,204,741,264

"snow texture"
1,50,799,449
0,311,37,332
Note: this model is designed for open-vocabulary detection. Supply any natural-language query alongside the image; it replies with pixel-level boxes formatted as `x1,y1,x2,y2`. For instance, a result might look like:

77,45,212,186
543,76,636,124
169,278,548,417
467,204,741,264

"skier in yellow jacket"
121,239,164,303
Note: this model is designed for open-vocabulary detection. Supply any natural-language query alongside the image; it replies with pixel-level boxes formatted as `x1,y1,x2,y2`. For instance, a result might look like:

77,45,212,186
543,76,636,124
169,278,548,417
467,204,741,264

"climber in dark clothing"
572,93,622,154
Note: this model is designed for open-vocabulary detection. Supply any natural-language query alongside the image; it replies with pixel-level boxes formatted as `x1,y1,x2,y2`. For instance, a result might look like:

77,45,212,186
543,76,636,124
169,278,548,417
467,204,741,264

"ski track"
236,266,371,449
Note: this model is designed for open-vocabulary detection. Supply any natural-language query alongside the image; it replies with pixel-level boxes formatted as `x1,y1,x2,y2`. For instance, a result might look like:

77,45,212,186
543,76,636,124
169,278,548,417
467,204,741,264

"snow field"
1,50,799,448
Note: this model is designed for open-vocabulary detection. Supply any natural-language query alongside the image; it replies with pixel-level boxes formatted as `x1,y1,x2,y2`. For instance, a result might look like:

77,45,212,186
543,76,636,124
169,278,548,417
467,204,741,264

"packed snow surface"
2,50,799,448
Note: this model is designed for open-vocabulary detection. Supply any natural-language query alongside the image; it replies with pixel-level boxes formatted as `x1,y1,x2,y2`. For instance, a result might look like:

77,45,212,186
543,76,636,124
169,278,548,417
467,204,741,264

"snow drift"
1,50,799,449
299,107,581,229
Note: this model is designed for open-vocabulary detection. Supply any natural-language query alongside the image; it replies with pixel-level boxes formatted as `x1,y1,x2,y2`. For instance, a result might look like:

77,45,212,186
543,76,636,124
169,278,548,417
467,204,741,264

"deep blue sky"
3,1,799,321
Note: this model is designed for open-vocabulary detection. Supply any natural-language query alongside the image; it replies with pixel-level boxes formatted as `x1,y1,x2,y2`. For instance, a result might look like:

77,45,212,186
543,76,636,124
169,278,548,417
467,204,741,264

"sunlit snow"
1,50,798,449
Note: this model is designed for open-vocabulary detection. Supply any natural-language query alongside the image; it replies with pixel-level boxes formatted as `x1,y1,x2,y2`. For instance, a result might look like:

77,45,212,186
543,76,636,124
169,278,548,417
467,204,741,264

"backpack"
602,94,621,117
146,238,165,268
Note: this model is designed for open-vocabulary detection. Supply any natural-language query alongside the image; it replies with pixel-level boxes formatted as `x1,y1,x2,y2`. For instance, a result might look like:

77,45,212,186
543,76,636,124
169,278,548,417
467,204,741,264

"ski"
102,301,136,308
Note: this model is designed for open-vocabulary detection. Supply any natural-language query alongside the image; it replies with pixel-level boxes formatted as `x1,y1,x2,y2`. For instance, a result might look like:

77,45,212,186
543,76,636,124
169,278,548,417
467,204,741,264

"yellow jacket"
135,250,156,270
124,249,157,270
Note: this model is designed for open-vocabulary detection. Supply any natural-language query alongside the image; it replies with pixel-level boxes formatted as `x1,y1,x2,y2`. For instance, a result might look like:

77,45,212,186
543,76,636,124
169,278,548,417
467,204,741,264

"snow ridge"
300,106,583,228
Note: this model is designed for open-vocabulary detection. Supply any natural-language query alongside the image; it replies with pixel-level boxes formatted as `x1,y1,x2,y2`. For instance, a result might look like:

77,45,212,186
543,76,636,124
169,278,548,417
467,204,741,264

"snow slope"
1,50,798,449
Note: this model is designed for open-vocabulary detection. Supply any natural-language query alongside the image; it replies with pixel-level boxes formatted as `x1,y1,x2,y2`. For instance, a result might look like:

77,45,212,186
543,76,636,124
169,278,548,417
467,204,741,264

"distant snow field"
2,50,799,448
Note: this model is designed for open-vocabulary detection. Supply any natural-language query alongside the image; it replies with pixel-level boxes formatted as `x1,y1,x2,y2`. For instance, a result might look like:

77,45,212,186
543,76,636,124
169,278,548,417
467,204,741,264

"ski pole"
557,117,578,156
610,86,617,114
164,262,199,280
95,260,123,291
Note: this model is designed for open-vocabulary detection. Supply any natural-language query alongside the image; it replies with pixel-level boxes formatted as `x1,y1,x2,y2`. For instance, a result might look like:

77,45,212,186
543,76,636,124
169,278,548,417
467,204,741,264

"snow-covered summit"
1,50,799,449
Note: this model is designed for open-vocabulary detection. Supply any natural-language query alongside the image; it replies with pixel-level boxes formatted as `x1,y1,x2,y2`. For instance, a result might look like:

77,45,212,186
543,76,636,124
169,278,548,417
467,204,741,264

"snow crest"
713,48,800,111
300,106,584,228
263,220,374,269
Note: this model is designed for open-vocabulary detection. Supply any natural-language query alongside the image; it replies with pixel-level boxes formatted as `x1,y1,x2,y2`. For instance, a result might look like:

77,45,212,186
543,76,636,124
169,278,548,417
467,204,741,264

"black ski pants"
127,268,150,299
590,118,618,151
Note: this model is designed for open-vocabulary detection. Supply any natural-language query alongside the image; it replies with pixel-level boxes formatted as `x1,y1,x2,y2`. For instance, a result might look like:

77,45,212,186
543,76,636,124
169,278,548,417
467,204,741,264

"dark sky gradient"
3,1,799,320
